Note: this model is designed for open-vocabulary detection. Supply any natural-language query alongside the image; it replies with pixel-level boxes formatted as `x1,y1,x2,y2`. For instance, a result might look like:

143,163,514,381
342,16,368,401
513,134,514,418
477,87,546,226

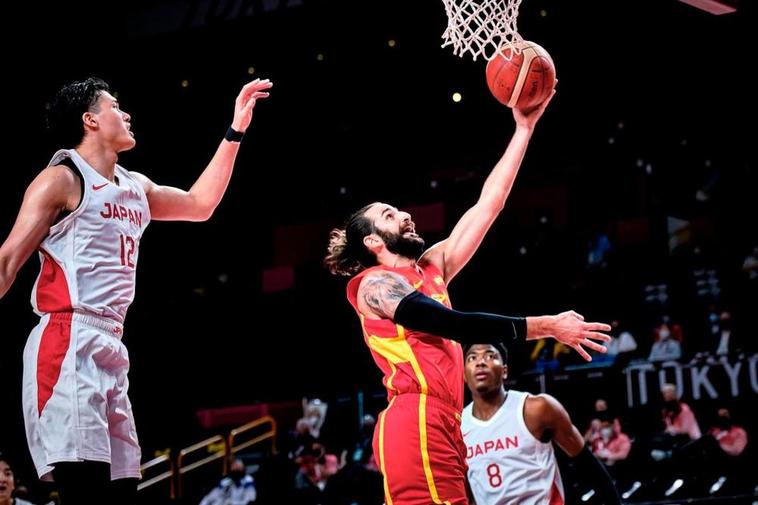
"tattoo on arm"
361,271,415,319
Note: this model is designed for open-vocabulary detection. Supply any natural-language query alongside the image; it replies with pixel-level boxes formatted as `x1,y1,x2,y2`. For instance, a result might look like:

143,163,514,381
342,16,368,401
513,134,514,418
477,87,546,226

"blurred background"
1,0,756,503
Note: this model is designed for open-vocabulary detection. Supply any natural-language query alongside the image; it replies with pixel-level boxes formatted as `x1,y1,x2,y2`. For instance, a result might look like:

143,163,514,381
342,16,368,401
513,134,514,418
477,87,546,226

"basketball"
486,41,556,109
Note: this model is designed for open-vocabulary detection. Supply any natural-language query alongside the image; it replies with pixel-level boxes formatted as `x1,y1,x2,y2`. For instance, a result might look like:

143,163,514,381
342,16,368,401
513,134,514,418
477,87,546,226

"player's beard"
377,229,425,260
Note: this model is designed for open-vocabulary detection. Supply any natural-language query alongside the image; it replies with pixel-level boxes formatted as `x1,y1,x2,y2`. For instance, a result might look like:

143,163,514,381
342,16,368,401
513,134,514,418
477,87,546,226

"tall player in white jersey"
462,343,620,505
0,77,271,504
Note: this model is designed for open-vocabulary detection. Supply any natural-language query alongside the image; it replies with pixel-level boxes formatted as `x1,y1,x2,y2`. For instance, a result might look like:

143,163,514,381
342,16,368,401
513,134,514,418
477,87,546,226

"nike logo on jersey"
92,183,109,190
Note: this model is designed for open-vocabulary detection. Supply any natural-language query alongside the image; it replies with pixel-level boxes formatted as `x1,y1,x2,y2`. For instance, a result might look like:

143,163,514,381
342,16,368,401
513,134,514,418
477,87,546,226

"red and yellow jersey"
347,262,464,411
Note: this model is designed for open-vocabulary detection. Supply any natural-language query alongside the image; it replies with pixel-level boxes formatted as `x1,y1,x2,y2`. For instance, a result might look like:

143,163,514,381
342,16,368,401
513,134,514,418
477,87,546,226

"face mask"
229,470,244,483
659,329,670,339
601,427,613,440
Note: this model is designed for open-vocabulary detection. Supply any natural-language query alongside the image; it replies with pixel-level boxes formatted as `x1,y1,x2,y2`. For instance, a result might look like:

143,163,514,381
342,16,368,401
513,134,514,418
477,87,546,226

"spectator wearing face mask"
653,406,749,497
592,420,632,467
198,458,256,505
708,408,747,457
584,399,623,444
637,386,703,497
697,407,750,493
648,322,682,362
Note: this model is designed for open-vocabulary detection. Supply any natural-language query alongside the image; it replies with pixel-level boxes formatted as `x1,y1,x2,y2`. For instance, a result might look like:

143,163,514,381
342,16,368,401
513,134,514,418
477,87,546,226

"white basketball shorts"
22,312,141,481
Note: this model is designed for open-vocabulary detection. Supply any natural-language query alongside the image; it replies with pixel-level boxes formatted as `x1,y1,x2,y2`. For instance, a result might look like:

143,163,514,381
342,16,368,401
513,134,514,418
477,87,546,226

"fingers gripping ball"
486,40,556,109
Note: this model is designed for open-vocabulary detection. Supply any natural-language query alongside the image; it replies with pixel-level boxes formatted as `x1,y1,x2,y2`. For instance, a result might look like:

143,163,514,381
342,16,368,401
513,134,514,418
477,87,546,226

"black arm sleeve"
393,290,527,345
572,446,622,505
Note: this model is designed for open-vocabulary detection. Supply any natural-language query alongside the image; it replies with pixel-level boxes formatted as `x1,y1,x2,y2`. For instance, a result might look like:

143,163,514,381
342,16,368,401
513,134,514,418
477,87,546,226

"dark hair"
324,203,379,276
46,77,110,147
464,342,509,364
0,450,15,468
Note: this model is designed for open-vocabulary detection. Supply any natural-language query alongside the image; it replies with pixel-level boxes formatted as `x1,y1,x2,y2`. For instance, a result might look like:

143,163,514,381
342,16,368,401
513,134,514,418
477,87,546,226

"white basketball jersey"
461,390,564,505
31,149,151,324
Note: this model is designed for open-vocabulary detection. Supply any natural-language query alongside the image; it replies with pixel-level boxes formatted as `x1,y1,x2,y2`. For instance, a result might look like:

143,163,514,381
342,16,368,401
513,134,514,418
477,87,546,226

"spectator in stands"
634,386,703,498
287,418,318,461
302,398,328,440
607,320,638,359
0,452,36,505
198,458,256,505
708,408,748,458
654,406,749,498
592,419,632,468
660,384,701,442
292,443,328,505
713,311,741,357
594,320,639,366
584,398,623,444
699,407,750,493
648,322,682,362
584,398,610,443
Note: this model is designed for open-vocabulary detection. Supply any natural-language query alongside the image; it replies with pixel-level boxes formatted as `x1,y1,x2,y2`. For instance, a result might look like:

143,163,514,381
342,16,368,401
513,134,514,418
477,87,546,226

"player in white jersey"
0,76,272,504
462,343,620,505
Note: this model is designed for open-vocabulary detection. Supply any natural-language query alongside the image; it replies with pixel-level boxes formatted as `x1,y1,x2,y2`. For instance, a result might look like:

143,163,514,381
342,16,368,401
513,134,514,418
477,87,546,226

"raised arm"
132,78,272,222
0,166,79,299
424,92,555,282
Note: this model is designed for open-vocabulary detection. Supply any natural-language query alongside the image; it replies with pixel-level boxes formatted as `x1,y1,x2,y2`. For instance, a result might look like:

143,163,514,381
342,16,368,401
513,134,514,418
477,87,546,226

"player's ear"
502,364,509,381
363,234,383,252
82,111,98,128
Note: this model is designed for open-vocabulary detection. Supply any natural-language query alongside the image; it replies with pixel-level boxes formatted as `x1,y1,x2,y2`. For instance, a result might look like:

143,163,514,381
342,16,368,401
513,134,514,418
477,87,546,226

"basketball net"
440,0,524,61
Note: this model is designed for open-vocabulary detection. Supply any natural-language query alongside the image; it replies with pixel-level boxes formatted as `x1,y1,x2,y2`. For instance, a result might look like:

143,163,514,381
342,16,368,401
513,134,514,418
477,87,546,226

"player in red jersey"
325,91,611,505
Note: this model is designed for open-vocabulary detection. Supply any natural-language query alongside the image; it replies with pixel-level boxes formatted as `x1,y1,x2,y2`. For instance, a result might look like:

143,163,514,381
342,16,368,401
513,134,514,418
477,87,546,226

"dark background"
1,0,756,488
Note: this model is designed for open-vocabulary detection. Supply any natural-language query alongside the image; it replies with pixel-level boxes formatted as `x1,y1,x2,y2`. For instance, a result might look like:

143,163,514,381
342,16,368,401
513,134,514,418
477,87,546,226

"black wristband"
225,126,244,143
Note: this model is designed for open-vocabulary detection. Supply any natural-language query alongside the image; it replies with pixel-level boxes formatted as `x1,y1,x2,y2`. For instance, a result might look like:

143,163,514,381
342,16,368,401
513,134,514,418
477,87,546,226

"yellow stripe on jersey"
366,332,416,364
378,396,397,505
417,393,449,504
431,293,448,305
363,320,449,504
386,361,398,392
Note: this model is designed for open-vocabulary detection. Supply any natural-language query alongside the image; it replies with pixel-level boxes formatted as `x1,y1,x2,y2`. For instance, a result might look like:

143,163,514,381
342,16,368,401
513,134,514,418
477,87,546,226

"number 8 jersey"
461,390,564,505
32,149,151,324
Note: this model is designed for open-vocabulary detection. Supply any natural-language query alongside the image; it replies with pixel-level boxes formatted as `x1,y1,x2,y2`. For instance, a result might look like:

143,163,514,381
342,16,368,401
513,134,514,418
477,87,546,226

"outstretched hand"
512,82,556,130
231,78,273,132
548,310,611,362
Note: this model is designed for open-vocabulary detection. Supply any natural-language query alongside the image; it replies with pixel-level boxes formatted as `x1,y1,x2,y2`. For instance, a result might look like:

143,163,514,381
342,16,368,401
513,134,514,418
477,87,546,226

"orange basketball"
486,41,556,109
